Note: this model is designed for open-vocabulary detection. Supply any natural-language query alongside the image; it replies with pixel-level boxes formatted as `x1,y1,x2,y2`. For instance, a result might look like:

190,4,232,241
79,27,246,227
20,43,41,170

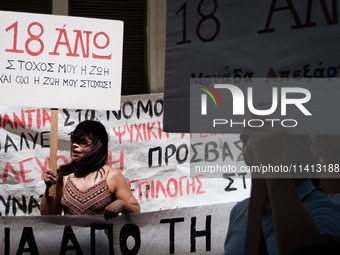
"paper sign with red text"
0,10,123,110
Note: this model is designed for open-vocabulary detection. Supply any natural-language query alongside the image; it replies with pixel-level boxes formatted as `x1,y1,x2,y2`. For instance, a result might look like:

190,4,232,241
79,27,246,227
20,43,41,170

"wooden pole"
244,178,266,255
48,108,59,196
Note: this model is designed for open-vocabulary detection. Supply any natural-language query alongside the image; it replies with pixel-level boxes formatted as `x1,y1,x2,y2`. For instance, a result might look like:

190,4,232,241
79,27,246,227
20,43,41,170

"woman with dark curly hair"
40,120,140,218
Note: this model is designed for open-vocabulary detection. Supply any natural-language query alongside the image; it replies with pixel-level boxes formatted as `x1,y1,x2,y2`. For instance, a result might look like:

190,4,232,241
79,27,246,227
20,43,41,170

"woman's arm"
104,168,140,218
266,179,327,255
40,168,63,215
247,126,328,254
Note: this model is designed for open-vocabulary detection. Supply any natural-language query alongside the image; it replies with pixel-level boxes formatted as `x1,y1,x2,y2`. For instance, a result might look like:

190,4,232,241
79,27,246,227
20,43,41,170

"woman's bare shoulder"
105,165,121,176
104,166,129,193
105,166,126,185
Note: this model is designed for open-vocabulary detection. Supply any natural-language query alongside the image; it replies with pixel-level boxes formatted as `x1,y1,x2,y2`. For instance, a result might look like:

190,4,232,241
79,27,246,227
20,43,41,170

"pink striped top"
61,177,114,215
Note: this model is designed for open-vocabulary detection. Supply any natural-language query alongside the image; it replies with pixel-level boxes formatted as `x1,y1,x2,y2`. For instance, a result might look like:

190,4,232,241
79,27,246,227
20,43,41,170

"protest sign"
0,202,235,254
0,10,123,110
163,0,340,133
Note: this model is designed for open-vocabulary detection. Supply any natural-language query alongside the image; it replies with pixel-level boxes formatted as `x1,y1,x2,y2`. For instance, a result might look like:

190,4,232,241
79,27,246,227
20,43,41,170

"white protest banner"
163,0,340,133
0,10,123,110
0,93,250,216
0,202,235,254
